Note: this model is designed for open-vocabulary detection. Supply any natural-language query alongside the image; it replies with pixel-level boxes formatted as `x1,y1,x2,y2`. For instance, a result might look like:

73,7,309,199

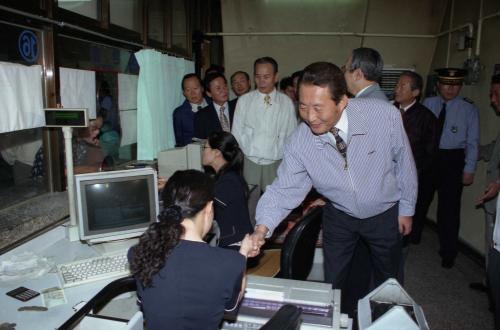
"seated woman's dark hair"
207,131,245,178
130,170,214,287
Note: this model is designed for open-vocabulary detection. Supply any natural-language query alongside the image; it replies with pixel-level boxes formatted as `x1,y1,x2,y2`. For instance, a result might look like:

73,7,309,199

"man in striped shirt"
250,62,417,307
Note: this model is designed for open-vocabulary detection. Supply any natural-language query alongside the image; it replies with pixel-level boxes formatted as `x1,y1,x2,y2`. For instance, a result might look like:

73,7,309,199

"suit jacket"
173,98,212,147
399,101,439,176
194,99,236,139
357,83,388,101
173,99,196,147
480,130,500,213
214,170,253,247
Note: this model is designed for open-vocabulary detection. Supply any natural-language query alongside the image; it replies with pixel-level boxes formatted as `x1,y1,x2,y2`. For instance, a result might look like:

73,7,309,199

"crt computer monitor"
74,168,159,244
157,142,203,179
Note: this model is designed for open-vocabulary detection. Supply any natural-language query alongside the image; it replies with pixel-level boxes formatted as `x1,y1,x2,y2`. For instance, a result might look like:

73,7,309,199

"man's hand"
463,172,474,186
475,182,500,205
248,225,268,257
398,216,413,236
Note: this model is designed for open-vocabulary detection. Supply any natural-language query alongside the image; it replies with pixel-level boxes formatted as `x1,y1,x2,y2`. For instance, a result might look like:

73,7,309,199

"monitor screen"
75,168,159,243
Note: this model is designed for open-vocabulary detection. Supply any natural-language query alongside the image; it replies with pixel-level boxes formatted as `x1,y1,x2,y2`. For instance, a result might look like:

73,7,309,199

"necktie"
264,94,271,107
438,102,446,137
219,106,230,132
331,127,348,169
198,105,202,111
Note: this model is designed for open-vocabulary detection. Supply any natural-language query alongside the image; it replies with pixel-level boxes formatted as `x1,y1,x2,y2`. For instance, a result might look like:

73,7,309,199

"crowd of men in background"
171,49,499,325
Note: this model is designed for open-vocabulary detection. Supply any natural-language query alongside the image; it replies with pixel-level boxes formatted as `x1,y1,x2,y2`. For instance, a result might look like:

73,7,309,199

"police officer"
423,68,480,268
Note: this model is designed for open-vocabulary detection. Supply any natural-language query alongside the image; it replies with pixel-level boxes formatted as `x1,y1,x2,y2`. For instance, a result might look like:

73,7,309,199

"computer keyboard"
221,320,264,330
57,252,130,288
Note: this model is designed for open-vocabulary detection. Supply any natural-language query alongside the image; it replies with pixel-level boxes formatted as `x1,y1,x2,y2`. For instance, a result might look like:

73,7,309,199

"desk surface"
0,223,128,330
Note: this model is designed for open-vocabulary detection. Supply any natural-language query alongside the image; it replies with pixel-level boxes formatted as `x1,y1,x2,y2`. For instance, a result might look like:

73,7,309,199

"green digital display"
44,109,88,127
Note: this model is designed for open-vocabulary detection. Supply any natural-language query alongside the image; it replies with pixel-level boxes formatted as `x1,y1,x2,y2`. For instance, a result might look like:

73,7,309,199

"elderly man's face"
394,75,419,105
255,63,278,94
437,82,462,101
490,83,500,114
183,76,204,104
298,84,347,135
231,73,250,96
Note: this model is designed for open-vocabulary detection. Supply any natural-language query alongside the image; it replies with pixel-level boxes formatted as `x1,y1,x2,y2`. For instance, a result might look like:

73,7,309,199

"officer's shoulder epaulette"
462,97,474,104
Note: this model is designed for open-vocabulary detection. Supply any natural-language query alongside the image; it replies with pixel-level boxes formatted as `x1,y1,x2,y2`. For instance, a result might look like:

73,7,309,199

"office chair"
58,276,139,330
279,206,323,280
259,305,302,330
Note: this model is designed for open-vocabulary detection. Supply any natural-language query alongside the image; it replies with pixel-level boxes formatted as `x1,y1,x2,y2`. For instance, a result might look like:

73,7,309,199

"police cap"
435,68,466,85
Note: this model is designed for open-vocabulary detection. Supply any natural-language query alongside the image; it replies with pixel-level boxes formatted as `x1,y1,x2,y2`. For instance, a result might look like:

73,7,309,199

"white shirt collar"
355,84,373,97
323,107,349,142
257,88,277,101
336,108,348,133
190,99,208,112
400,100,416,112
213,102,229,113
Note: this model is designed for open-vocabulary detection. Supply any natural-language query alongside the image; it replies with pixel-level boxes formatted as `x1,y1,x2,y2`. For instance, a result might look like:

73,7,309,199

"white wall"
221,0,447,80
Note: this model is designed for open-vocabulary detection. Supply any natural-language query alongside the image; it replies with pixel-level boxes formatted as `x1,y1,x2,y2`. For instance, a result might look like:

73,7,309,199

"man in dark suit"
173,74,209,147
194,72,236,139
394,71,439,244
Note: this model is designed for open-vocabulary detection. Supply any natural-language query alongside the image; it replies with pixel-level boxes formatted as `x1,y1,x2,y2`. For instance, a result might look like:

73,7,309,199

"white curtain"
118,73,139,146
135,49,194,160
60,67,96,119
0,62,44,133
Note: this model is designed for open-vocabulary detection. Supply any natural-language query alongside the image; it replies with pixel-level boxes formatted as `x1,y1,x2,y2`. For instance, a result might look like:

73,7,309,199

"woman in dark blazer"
202,131,254,247
128,170,251,330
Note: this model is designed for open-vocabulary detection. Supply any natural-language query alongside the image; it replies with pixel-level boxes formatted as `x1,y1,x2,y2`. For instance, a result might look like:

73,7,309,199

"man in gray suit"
343,47,387,100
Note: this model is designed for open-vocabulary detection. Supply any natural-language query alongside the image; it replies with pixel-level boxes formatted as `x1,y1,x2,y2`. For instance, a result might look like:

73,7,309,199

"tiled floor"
405,226,494,329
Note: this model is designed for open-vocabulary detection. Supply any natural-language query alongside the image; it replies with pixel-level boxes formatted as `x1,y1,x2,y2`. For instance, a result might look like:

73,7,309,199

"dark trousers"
322,203,402,317
410,171,436,243
342,240,372,317
488,248,500,330
435,149,465,261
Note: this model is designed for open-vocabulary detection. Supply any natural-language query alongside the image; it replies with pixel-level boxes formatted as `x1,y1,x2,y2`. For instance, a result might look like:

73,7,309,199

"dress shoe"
441,258,455,269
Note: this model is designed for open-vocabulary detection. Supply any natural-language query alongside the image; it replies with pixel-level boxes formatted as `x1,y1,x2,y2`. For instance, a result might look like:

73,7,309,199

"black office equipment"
6,286,40,302
279,207,323,280
58,276,136,330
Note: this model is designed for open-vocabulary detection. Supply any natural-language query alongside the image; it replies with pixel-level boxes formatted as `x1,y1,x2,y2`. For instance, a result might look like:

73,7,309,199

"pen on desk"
214,197,227,207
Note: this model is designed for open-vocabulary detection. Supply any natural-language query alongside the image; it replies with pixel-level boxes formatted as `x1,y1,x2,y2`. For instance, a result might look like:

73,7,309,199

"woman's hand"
239,234,253,257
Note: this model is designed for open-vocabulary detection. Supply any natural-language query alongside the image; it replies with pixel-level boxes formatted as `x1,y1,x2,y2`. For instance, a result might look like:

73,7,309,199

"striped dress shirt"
256,97,418,235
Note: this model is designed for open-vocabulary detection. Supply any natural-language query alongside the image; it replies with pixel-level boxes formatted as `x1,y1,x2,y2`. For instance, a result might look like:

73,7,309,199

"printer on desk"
223,275,352,330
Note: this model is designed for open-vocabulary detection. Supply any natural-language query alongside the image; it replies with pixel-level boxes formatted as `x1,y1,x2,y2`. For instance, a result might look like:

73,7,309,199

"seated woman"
73,116,104,174
128,170,251,329
202,131,254,248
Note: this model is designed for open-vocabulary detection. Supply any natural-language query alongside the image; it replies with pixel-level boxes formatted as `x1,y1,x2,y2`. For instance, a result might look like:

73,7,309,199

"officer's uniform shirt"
423,95,480,174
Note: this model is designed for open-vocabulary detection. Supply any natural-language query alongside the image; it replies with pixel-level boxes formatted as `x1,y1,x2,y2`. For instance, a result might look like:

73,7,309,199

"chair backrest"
59,276,137,330
279,207,323,280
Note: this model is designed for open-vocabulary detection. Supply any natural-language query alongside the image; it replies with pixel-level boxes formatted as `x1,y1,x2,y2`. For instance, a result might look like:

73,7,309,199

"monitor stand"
90,238,139,255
